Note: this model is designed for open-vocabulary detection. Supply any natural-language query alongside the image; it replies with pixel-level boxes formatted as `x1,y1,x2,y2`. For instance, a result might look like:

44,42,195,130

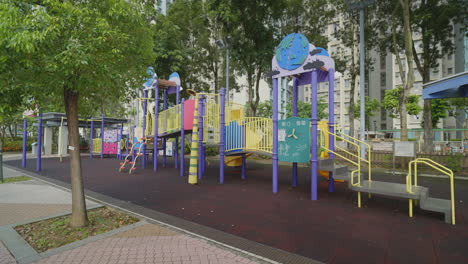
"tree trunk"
64,88,88,227
399,0,415,142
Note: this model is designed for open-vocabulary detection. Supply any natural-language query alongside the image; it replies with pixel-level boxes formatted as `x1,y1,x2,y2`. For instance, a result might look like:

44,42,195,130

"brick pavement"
0,203,71,226
35,223,260,264
0,241,16,264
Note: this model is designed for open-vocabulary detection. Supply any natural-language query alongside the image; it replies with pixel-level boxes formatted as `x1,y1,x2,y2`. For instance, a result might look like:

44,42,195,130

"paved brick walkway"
0,203,71,226
0,241,16,264
35,223,260,264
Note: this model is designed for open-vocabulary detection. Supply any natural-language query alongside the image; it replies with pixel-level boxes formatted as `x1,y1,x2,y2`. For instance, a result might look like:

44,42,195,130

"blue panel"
275,33,310,71
423,73,468,99
144,66,156,87
225,121,243,151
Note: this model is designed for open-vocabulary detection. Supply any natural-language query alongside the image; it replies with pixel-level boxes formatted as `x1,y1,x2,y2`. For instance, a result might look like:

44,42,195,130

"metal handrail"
407,158,455,225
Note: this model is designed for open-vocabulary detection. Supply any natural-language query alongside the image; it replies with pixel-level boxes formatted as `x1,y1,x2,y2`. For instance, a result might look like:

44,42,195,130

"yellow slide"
318,149,344,182
225,153,253,167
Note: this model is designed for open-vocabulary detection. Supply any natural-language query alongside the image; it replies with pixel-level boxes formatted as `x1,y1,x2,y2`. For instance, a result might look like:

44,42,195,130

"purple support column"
36,113,43,172
154,86,159,171
22,119,27,168
272,78,279,193
219,88,225,184
180,99,185,176
241,154,246,180
311,71,318,200
100,114,104,159
198,96,204,180
292,77,298,187
90,118,94,158
142,90,148,169
174,85,180,169
132,125,136,162
118,124,124,160
163,90,168,168
328,69,335,192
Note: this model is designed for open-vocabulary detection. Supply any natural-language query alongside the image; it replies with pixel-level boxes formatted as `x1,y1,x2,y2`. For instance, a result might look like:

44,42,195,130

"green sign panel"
278,117,310,163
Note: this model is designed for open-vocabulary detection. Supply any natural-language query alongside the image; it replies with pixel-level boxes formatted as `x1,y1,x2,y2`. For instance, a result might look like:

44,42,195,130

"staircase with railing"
318,125,456,225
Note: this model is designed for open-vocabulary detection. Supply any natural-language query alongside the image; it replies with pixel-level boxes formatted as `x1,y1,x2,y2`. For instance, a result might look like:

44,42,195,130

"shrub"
446,154,463,173
1,138,35,152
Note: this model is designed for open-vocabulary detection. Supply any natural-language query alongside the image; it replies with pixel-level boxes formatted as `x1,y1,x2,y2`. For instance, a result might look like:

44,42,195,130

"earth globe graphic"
275,33,310,71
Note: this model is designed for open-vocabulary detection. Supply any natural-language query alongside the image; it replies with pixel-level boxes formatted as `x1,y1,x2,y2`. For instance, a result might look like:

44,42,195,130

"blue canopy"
422,71,468,99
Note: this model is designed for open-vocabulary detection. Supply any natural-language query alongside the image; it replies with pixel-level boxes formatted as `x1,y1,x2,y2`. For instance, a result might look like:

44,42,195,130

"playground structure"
127,34,456,224
20,34,457,225
21,112,128,171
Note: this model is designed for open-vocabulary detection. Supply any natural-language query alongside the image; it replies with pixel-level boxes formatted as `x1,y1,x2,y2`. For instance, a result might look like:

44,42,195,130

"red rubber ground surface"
8,157,468,263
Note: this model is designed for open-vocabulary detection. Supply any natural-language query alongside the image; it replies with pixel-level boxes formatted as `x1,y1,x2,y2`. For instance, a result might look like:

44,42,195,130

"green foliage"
0,176,31,184
430,99,451,127
256,101,273,118
383,86,422,118
447,154,463,173
353,96,381,129
2,137,34,152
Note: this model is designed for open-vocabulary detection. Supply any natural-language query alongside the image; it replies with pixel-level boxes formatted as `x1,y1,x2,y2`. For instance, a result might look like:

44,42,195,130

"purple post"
132,125,136,161
142,90,148,168
311,71,318,200
22,119,27,168
219,88,225,183
118,124,123,160
36,113,43,172
163,90,168,168
153,86,159,171
100,114,104,159
272,78,279,193
241,154,246,180
328,69,335,192
198,96,204,180
175,85,180,169
292,77,298,187
180,99,185,176
90,118,94,158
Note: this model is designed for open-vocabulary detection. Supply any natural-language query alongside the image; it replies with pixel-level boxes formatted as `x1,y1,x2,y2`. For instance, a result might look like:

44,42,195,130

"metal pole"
142,90,148,168
154,85,159,171
180,98,185,176
328,68,336,192
101,114,104,159
311,71,318,200
272,78,279,193
0,140,3,183
359,8,366,159
292,77,298,187
36,113,43,172
90,118,94,158
22,119,27,168
163,90,168,168
219,88,225,183
226,47,229,101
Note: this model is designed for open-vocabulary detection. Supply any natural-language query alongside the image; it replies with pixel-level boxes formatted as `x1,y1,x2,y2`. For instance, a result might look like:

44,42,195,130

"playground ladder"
119,141,146,174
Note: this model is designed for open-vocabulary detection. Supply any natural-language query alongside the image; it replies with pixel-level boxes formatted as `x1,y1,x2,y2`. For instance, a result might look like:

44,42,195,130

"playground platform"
6,157,468,264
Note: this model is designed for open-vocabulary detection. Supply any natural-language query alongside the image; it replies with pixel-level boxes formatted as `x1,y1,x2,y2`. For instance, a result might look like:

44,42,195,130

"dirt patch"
15,207,139,253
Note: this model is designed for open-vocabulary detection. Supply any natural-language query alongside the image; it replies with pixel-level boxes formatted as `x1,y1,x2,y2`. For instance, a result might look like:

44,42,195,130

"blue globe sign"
275,33,310,71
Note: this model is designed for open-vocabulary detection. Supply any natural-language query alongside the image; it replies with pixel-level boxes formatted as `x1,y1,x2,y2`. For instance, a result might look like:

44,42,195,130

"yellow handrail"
407,158,455,225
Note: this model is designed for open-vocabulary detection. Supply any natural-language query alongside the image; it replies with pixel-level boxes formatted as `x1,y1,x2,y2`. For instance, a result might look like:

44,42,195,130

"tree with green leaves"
1,0,155,227
411,0,466,152
256,98,328,120
353,96,381,130
383,87,422,126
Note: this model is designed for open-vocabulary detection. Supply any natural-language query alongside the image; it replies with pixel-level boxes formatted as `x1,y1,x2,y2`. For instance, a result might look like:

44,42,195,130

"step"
420,197,452,223
350,180,426,200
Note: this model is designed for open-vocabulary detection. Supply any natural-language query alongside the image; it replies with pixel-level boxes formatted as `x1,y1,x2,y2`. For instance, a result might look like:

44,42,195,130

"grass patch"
15,207,139,253
1,176,31,184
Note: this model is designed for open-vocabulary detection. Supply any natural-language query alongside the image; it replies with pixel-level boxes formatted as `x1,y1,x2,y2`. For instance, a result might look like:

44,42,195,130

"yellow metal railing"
158,104,182,135
407,158,455,225
202,99,220,144
225,102,245,124
244,117,273,153
93,138,102,153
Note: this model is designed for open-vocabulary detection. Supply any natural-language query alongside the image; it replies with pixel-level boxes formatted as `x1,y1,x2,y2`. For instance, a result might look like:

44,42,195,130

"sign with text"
278,117,310,163
394,141,416,157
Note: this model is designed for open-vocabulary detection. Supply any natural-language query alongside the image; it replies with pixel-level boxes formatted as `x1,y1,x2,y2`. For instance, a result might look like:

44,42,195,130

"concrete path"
0,166,263,264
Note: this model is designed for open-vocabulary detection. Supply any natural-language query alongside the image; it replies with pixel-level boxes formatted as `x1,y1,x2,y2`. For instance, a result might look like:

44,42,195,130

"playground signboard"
278,117,310,163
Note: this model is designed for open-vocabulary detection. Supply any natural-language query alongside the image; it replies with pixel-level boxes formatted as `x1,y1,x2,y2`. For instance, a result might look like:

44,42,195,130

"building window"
345,80,350,89
380,55,386,69
447,54,453,60
448,67,453,75
333,23,338,33
380,72,386,87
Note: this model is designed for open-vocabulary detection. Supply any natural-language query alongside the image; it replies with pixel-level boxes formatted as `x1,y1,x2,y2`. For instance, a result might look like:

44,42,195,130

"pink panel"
103,142,117,154
183,99,195,130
